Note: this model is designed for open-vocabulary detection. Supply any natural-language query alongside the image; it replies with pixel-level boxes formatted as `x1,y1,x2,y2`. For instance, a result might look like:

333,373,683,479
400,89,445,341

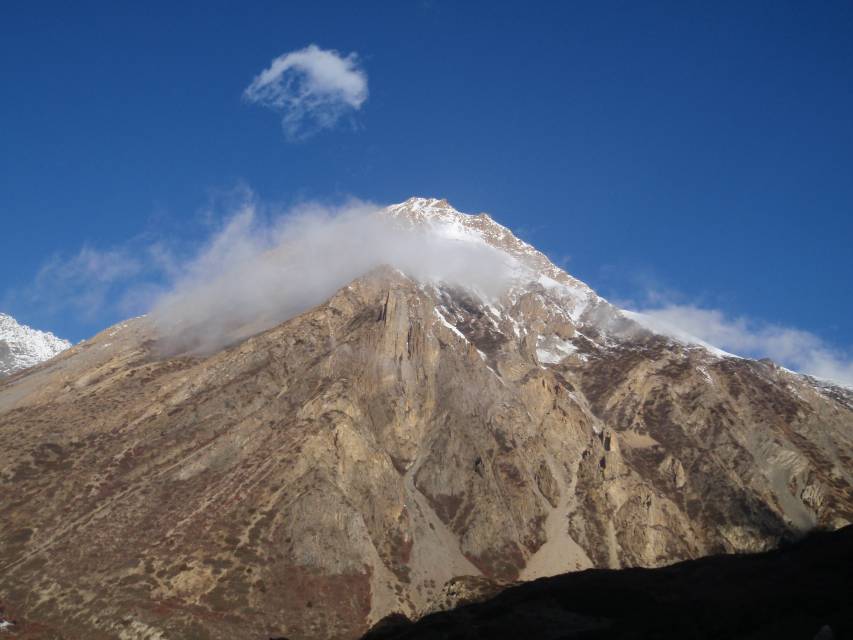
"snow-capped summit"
385,197,606,321
386,197,593,292
0,313,70,377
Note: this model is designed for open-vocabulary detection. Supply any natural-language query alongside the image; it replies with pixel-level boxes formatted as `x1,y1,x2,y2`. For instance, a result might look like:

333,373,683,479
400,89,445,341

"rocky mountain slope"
1,198,851,640
0,313,69,378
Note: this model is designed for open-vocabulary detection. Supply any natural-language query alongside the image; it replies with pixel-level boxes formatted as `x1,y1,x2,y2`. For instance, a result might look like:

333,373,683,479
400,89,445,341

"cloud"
32,246,144,319
10,238,182,328
631,304,853,387
151,198,520,354
244,44,368,140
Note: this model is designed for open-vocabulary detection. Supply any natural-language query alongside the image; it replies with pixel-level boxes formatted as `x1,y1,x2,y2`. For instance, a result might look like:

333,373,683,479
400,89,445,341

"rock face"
1,198,852,639
0,313,69,377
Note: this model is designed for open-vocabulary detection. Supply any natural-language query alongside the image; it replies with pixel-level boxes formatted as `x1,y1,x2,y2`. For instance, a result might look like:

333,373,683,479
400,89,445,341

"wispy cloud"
33,246,144,319
632,304,853,387
151,198,519,354
11,239,179,328
244,44,368,140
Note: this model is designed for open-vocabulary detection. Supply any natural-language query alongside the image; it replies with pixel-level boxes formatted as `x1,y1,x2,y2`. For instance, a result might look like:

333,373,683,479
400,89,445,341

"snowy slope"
0,313,70,377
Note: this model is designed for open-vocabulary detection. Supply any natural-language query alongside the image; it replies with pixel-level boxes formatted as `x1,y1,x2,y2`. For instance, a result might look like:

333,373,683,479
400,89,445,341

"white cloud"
151,198,520,355
244,44,368,140
632,304,853,388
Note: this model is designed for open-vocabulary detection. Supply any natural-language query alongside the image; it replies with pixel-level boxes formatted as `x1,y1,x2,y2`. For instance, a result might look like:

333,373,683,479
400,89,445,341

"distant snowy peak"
0,313,70,377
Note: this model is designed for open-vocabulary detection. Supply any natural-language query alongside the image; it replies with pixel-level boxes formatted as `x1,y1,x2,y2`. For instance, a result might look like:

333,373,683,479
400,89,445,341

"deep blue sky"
2,1,852,352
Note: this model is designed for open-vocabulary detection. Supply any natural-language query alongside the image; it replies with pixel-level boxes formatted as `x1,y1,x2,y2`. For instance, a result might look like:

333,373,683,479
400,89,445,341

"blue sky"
2,2,852,380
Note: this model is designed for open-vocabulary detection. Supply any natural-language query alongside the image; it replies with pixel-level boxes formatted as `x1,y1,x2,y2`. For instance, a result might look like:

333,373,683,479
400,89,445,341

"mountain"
1,198,851,640
0,313,69,378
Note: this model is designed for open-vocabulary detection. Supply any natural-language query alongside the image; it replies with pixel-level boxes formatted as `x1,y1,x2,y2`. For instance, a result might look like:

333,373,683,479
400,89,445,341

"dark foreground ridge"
363,525,853,640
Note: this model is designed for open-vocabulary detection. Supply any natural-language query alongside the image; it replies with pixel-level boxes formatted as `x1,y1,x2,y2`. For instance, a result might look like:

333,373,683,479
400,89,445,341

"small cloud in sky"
244,44,368,140
631,303,853,388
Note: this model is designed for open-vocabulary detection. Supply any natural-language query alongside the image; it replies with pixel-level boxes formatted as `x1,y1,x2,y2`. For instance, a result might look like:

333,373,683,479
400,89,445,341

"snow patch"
433,308,467,342
536,335,578,365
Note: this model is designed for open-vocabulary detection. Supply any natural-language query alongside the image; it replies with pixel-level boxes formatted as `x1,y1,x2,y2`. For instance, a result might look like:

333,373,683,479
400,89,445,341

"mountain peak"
386,197,594,297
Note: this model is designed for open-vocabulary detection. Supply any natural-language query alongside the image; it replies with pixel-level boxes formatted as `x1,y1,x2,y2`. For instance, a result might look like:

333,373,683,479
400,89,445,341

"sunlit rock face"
1,198,851,640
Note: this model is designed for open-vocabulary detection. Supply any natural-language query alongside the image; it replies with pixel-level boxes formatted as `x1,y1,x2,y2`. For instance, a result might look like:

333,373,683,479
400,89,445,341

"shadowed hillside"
363,526,853,640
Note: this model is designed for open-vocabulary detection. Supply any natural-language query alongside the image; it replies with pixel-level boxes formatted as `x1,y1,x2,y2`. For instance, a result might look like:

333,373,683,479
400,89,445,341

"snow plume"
244,44,368,140
632,304,853,388
151,199,520,354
